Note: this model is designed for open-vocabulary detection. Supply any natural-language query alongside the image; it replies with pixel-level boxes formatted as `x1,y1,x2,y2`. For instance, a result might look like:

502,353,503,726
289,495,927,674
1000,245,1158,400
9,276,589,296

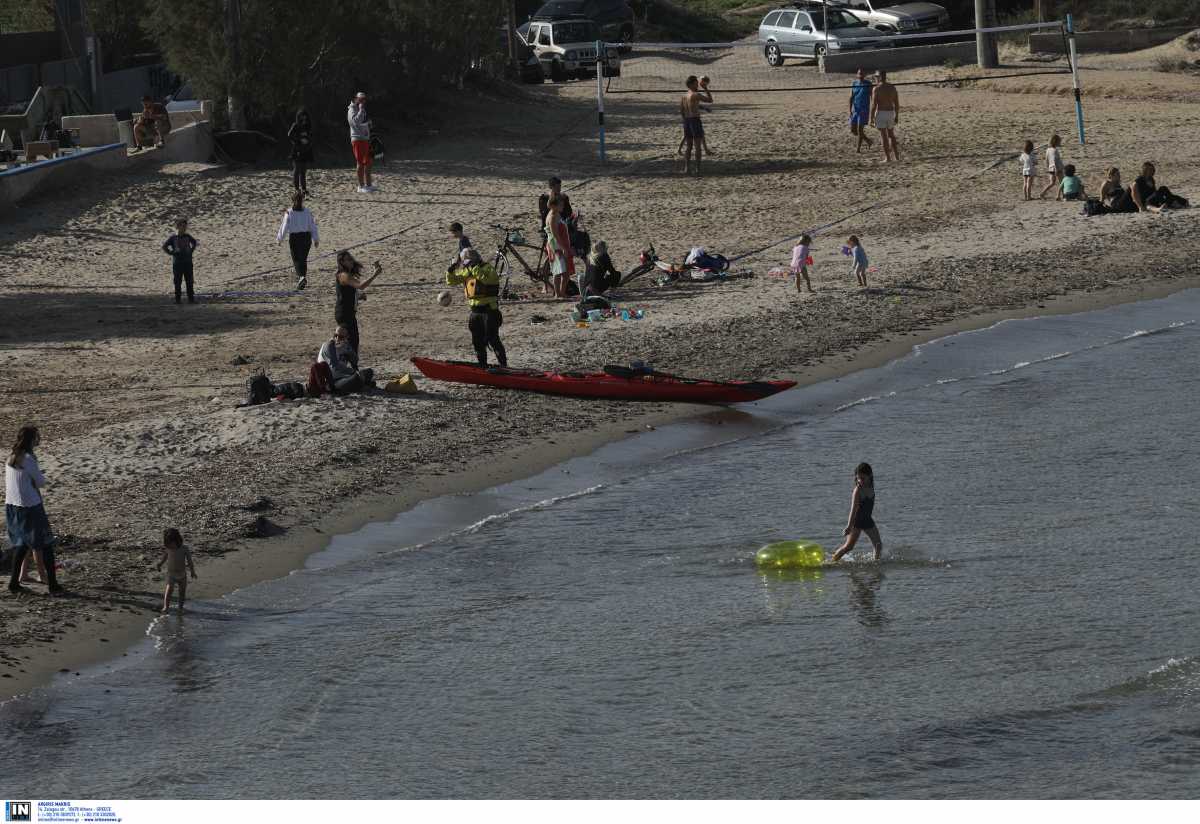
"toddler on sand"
1020,140,1037,201
157,527,197,613
1040,134,1064,200
790,234,813,293
847,235,869,288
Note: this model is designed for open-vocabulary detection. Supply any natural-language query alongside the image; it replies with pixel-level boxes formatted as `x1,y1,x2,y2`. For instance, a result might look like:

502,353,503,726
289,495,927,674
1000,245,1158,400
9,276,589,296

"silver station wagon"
759,6,888,66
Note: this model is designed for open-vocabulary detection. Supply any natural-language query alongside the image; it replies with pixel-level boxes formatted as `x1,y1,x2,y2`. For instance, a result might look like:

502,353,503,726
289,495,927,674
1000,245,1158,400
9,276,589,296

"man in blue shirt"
849,68,874,153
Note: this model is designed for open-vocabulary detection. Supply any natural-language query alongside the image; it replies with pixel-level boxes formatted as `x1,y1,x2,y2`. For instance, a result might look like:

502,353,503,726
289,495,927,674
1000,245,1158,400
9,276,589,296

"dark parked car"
531,0,635,43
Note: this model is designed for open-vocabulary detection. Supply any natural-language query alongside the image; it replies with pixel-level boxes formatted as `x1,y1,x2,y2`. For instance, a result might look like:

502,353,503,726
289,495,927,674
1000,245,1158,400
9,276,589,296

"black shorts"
683,117,704,139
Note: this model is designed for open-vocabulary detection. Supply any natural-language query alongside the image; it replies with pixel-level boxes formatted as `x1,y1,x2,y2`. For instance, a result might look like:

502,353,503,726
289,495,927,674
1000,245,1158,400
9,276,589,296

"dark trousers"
173,259,194,303
337,316,360,358
292,160,308,192
289,232,312,279
7,544,59,591
468,307,506,367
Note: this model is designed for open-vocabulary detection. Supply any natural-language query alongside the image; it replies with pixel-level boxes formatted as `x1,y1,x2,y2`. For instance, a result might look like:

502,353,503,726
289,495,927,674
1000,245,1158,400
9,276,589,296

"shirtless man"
869,70,901,163
679,75,713,176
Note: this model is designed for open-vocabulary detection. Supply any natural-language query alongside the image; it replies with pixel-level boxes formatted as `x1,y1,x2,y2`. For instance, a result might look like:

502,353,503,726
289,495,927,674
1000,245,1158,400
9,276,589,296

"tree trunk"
225,0,247,130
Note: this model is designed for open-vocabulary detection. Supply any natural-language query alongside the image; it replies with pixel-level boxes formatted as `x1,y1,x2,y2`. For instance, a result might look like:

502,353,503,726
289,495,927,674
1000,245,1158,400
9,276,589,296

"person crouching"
446,248,507,368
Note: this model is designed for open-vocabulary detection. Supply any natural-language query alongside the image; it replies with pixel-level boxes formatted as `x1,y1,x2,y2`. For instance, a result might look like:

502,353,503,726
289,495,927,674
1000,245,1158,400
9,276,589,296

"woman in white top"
277,190,319,291
6,425,61,595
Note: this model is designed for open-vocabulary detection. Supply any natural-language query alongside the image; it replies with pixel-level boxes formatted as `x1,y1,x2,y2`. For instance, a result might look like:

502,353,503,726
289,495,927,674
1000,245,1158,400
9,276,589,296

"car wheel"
764,43,784,67
550,60,567,82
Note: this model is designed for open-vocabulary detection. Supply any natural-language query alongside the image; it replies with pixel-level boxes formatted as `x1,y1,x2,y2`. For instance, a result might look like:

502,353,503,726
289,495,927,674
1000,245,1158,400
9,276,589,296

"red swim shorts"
351,139,372,167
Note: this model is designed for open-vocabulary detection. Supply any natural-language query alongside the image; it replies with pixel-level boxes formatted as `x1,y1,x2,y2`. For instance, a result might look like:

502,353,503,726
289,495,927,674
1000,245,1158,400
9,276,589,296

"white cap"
355,91,367,99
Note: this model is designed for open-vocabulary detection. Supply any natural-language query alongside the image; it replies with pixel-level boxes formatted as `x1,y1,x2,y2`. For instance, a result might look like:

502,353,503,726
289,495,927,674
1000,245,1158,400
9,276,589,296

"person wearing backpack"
446,248,507,368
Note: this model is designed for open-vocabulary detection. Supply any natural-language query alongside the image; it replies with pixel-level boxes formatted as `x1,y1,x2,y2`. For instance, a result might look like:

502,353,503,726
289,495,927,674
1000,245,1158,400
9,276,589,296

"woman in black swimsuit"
830,462,883,563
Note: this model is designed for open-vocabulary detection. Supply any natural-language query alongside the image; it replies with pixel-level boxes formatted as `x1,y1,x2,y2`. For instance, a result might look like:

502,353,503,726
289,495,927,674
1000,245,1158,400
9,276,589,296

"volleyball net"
603,20,1074,95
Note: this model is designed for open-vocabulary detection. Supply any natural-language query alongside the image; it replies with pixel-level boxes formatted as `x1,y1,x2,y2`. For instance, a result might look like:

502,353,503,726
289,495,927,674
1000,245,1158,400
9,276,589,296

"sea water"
5,290,1200,799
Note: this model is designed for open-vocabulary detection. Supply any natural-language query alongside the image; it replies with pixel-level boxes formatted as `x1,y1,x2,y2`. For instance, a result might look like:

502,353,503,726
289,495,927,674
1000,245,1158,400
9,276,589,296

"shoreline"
4,272,1197,704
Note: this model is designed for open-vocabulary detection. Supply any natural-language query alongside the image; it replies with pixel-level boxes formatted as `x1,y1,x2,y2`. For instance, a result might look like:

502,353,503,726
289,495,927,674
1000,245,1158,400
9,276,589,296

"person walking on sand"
680,75,713,176
277,190,319,290
869,70,900,163
446,247,507,368
1040,134,1064,200
157,528,196,613
830,462,883,563
163,218,198,304
288,109,314,194
849,68,874,153
6,425,63,596
348,92,375,193
334,251,382,356
1020,140,1038,201
790,233,813,293
848,235,869,288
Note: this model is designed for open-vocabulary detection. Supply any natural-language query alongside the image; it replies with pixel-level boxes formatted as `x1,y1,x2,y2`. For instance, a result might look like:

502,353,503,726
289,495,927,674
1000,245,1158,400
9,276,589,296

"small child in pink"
790,234,814,293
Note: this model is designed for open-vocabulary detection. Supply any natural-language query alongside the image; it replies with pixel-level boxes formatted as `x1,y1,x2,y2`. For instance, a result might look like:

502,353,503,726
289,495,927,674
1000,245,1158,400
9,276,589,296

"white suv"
838,1,950,34
524,18,621,82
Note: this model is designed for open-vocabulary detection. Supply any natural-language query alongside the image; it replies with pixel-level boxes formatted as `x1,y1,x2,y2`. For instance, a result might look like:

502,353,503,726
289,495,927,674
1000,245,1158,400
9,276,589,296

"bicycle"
491,224,550,298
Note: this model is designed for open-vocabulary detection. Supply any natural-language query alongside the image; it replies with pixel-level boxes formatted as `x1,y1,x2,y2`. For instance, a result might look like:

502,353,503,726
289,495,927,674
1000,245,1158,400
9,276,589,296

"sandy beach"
2,44,1199,701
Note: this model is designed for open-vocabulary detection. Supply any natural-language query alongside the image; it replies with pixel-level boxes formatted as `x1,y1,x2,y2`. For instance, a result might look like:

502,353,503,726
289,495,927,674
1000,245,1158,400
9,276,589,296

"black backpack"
275,381,306,400
1082,198,1106,217
246,373,273,405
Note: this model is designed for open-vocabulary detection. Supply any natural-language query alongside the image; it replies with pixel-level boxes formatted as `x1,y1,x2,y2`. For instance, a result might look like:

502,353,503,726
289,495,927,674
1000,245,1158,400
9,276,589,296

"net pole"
596,39,606,163
1066,15,1086,145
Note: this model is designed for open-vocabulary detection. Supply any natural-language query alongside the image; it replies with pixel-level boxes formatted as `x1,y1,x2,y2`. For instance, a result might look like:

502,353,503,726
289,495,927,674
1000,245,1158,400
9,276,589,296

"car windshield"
554,22,598,42
539,1,585,13
822,9,867,28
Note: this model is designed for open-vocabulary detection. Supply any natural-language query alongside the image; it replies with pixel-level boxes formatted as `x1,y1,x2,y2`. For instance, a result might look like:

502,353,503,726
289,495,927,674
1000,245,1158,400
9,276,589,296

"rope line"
607,70,1073,95
221,220,427,285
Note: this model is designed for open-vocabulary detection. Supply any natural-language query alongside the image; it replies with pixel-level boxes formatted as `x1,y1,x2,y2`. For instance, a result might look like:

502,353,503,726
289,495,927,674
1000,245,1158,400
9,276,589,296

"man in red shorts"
347,91,375,193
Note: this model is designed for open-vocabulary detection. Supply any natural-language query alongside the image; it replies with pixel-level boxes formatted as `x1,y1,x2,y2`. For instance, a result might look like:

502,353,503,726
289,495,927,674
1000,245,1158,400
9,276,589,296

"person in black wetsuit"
287,109,314,194
163,218,198,304
334,251,381,357
830,462,883,563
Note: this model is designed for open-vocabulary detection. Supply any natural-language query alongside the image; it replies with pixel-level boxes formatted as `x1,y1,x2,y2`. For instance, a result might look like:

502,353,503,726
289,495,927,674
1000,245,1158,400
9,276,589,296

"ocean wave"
1088,656,1200,700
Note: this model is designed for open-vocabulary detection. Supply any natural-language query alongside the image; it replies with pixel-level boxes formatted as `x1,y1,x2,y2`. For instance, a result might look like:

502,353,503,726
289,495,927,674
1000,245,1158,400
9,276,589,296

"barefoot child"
790,233,813,293
1040,134,1064,200
847,235,869,287
830,462,883,563
1020,140,1037,201
157,527,197,612
447,222,472,274
162,218,199,304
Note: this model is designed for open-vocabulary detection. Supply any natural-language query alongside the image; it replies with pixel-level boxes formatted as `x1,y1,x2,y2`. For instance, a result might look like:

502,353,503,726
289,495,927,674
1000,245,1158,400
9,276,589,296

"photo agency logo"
4,802,31,822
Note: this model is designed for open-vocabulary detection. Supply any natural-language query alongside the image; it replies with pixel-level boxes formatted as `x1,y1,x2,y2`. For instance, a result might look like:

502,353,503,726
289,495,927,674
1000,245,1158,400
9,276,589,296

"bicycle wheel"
620,262,652,286
494,251,511,283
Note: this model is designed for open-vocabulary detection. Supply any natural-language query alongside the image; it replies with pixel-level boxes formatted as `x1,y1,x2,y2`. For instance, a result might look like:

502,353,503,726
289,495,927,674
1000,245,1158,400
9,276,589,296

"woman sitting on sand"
1101,168,1136,214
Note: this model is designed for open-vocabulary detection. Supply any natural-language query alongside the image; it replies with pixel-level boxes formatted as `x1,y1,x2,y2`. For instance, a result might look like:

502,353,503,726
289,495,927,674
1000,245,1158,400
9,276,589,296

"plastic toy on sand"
755,540,825,568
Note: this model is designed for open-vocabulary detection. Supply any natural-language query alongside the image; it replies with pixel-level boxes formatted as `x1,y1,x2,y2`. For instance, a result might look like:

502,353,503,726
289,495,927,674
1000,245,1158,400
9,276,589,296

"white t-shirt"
1046,146,1063,174
5,453,45,507
277,208,319,244
1020,151,1037,176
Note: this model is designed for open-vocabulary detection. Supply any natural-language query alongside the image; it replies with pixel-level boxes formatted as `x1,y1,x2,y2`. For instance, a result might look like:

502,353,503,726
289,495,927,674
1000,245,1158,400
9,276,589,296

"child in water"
157,527,197,612
830,462,883,563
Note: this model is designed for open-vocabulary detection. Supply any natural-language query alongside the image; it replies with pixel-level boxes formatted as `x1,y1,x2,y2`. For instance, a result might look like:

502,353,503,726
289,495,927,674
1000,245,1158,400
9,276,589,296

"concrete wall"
821,41,976,74
158,120,214,164
61,114,120,147
0,142,126,211
168,101,214,129
1029,26,1196,55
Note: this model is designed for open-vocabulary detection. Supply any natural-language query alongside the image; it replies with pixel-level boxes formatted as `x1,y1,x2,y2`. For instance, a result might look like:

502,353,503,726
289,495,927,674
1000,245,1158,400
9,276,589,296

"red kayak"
411,358,796,404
